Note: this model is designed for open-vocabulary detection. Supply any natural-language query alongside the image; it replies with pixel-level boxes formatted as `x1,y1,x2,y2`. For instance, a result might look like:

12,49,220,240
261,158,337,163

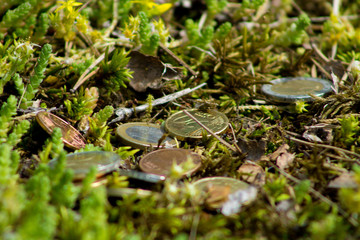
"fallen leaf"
237,163,265,186
323,60,346,79
328,172,358,189
268,144,289,161
302,123,335,144
276,152,295,170
126,51,181,92
237,138,266,161
267,144,295,170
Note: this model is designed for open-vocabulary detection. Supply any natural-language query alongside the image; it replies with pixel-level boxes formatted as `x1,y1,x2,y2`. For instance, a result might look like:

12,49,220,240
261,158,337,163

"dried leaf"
237,163,265,186
268,144,289,161
276,152,295,170
126,51,181,92
302,123,335,144
237,138,266,161
328,172,358,189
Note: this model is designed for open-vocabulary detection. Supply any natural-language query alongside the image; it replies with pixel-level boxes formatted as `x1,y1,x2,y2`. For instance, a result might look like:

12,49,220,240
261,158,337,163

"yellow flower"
131,0,172,16
56,0,82,14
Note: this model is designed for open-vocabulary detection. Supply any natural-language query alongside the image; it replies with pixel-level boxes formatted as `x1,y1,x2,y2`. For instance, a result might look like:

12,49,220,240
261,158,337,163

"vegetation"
1,0,360,239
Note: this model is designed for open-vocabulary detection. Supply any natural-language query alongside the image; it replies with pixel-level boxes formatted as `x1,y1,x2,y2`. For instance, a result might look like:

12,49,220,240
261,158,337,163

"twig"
72,47,115,91
228,122,243,154
287,136,360,163
159,42,197,77
311,58,332,79
340,57,355,85
78,0,93,12
269,162,358,227
331,0,341,60
311,43,329,63
109,83,207,124
182,110,239,153
104,0,119,38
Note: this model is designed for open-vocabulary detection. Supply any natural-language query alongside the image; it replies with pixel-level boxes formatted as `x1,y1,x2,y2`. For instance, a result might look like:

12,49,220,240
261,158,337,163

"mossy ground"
1,0,360,239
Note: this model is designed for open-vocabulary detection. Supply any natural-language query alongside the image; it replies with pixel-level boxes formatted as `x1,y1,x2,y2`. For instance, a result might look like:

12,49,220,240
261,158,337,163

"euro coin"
164,109,229,140
36,111,86,150
139,148,201,177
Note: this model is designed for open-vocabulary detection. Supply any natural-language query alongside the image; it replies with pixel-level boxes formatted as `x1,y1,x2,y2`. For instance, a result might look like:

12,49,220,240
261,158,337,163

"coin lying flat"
164,109,229,140
192,177,249,193
49,151,121,180
139,148,202,177
192,177,250,209
116,122,176,150
36,111,86,150
261,77,332,103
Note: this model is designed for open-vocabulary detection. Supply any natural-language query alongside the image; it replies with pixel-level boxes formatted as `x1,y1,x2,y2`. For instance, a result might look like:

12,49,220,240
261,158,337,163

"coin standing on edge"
139,148,202,177
48,151,121,180
107,188,157,198
36,111,86,150
261,77,333,103
117,169,166,184
116,122,176,150
164,109,229,140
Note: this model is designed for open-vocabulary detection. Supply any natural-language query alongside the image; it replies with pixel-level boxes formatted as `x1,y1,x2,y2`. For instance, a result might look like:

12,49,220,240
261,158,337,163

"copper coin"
139,148,202,177
192,177,249,193
36,111,86,150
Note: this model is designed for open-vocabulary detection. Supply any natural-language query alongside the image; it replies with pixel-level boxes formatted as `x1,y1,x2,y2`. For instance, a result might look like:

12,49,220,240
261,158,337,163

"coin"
36,111,86,150
107,188,158,198
192,177,249,193
139,148,202,177
117,169,165,183
116,122,176,150
192,177,250,209
261,77,332,103
48,151,121,180
164,109,229,140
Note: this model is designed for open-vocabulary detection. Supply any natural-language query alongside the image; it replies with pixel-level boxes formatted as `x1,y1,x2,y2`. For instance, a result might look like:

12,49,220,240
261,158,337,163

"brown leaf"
328,172,358,189
276,152,295,170
237,138,266,161
127,51,181,92
268,144,289,161
237,163,265,186
302,123,335,144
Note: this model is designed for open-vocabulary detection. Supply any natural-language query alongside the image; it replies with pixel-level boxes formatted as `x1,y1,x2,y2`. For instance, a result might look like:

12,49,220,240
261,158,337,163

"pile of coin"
36,109,256,212
36,108,230,179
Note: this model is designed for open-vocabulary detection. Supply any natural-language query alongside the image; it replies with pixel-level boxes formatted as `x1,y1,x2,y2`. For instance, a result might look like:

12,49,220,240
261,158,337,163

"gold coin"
164,109,229,140
116,122,176,150
139,148,202,177
36,111,86,150
192,177,249,193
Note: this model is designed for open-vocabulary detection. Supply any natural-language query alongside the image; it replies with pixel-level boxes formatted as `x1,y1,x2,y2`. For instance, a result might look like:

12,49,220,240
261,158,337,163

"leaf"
237,163,265,186
328,172,358,189
276,152,295,170
126,51,181,92
237,138,266,161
